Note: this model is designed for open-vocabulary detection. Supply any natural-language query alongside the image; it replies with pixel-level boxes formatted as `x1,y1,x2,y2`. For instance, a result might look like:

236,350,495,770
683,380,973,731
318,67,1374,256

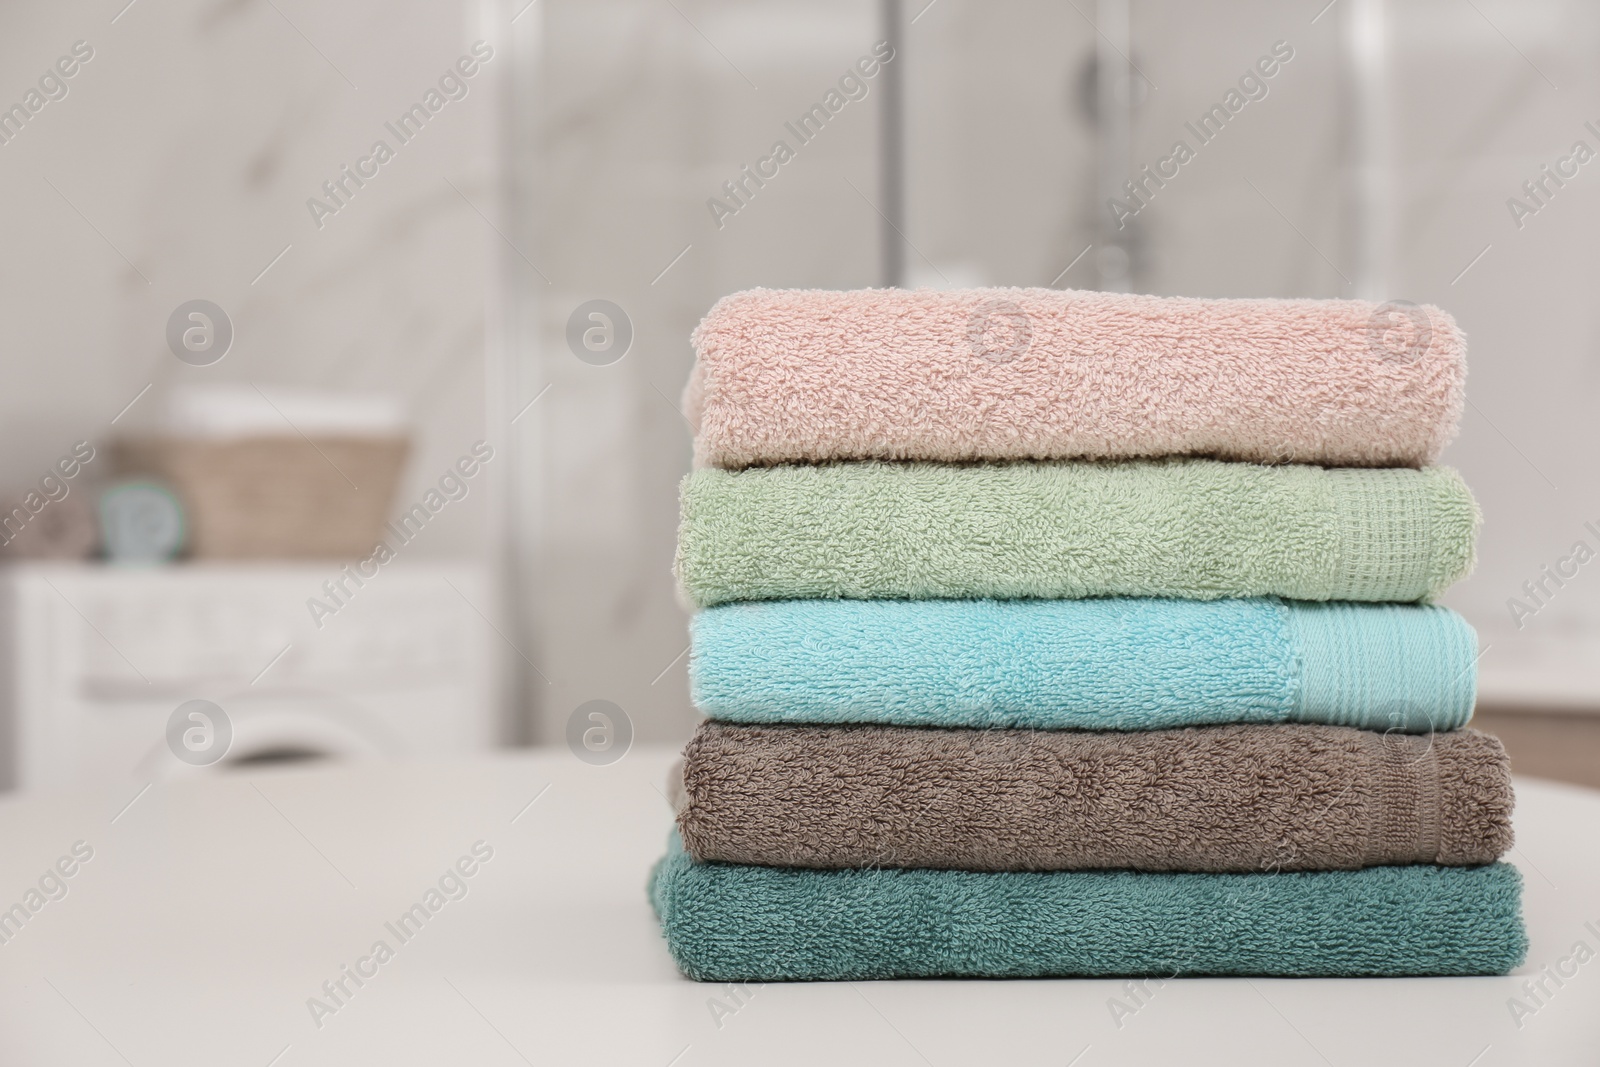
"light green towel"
676,459,1477,608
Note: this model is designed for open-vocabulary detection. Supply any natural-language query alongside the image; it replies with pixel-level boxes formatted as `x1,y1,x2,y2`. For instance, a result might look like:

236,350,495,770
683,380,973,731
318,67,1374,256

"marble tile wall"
515,0,1600,744
0,0,497,561
3,0,1596,748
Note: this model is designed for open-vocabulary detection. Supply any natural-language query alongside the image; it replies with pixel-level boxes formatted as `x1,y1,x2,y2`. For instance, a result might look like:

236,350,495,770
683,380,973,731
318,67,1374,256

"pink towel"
684,288,1466,469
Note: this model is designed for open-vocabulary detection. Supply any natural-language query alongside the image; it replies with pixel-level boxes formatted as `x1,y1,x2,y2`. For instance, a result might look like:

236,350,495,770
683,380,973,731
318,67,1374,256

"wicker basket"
112,436,409,559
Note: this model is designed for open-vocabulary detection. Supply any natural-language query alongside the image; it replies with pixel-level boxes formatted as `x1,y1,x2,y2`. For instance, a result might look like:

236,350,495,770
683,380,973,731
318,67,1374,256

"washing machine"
0,561,501,791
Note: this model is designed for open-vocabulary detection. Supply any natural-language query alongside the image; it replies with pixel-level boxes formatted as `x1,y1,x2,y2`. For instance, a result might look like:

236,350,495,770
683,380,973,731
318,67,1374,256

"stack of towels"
650,288,1527,981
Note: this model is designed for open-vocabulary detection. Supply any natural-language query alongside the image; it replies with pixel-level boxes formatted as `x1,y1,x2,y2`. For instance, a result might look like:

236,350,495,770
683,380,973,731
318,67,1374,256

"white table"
0,745,1594,1066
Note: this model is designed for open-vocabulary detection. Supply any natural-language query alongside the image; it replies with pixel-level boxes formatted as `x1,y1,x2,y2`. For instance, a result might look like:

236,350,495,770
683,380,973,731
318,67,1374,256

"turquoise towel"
676,459,1478,607
649,835,1526,980
691,598,1478,733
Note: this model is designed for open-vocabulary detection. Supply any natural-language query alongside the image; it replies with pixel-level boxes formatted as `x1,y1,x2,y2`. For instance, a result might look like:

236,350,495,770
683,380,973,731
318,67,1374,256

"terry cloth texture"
675,721,1515,872
684,288,1467,470
691,598,1479,733
649,834,1526,980
676,459,1478,608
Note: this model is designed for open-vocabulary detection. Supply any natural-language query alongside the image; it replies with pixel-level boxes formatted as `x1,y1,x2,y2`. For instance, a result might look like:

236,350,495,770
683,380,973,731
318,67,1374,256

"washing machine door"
135,691,407,778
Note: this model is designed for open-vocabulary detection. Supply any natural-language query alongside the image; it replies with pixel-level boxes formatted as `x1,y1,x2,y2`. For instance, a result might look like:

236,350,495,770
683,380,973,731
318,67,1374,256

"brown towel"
677,721,1514,872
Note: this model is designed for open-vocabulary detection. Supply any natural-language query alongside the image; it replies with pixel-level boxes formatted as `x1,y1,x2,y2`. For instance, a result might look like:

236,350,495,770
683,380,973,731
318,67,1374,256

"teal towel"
676,459,1477,607
649,835,1526,980
691,598,1478,733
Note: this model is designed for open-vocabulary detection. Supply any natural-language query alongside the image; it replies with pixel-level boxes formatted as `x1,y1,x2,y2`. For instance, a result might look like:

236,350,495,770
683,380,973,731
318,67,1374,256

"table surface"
0,744,1595,1067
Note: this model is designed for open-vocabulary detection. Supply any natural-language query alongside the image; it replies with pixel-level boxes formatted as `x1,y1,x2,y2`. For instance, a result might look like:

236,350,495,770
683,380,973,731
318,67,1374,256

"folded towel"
650,834,1525,980
692,598,1478,733
685,288,1466,469
676,722,1514,872
677,459,1477,608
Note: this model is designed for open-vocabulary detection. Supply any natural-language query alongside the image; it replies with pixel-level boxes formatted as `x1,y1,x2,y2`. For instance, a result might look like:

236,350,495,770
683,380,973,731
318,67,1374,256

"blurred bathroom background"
0,0,1596,790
